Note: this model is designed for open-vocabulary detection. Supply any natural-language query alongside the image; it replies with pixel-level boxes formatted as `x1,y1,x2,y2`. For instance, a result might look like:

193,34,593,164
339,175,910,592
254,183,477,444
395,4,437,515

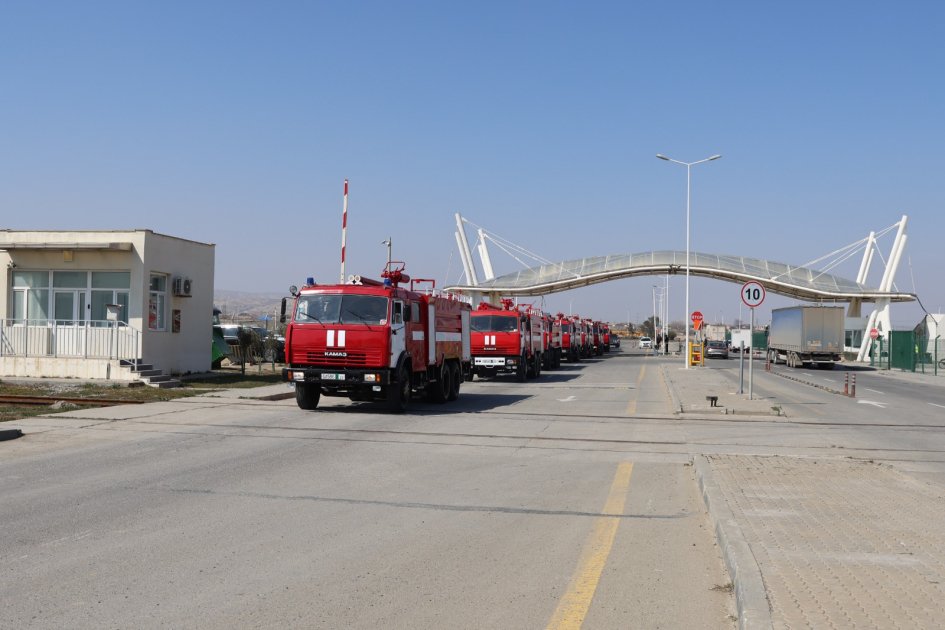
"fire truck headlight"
364,373,378,382
507,358,517,366
291,371,304,382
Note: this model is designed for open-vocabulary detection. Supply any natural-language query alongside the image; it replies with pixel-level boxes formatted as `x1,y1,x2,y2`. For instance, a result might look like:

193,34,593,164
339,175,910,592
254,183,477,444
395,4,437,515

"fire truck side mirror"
402,304,411,322
280,298,287,324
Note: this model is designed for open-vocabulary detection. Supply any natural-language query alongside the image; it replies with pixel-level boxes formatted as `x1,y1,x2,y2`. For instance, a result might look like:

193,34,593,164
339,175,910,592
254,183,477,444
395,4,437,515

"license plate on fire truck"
474,357,505,366
321,373,345,381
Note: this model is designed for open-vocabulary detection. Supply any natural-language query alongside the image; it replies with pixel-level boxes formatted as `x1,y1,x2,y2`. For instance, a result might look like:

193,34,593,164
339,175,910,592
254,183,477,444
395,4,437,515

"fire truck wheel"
388,364,411,413
516,354,527,382
526,353,538,379
295,383,320,410
429,363,451,403
447,362,461,401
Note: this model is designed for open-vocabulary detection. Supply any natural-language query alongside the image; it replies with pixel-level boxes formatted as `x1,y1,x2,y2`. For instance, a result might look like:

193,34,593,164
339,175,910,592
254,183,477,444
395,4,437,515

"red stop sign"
691,311,704,323
870,328,879,340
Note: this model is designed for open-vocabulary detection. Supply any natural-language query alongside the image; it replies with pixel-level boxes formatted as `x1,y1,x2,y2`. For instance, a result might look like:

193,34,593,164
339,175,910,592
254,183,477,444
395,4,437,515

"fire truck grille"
303,350,383,367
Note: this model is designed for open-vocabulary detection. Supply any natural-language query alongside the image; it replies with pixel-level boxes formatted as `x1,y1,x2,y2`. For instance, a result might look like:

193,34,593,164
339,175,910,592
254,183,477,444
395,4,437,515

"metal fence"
917,334,945,376
0,319,141,360
867,333,944,376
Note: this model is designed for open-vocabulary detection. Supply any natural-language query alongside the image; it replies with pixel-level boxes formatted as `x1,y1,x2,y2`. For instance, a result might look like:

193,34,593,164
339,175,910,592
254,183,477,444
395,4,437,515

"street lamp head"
707,154,722,161
656,154,670,161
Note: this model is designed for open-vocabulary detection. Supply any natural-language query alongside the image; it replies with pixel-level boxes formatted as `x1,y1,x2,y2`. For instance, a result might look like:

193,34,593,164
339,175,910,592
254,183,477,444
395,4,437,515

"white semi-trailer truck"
766,305,844,369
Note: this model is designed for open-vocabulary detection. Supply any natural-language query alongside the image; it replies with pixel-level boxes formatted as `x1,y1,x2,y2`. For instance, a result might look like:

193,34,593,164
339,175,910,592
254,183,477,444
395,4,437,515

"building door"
53,290,88,355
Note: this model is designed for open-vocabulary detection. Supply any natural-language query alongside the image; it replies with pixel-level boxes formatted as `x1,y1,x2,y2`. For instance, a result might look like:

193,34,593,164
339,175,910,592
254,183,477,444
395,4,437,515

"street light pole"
656,153,722,368
651,285,657,352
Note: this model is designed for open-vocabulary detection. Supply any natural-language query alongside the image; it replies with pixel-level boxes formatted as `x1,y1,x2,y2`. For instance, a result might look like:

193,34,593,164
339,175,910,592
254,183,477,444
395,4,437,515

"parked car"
706,340,729,359
639,336,652,349
610,335,621,348
251,327,285,362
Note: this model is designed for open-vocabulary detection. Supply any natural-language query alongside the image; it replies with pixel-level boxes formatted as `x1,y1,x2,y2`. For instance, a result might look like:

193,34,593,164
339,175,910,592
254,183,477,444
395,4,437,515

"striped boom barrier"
340,179,348,283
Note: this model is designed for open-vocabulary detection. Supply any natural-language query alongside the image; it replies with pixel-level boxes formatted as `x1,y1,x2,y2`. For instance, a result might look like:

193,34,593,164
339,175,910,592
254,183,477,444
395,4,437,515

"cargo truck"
702,323,727,343
730,328,751,352
766,305,844,369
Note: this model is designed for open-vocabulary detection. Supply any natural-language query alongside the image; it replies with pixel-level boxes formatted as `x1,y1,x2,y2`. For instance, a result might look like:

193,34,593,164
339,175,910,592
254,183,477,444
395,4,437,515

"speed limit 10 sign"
741,281,766,308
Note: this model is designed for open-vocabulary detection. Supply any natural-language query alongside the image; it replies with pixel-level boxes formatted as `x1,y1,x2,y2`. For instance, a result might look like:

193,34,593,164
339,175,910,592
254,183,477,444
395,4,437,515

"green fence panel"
752,331,767,350
889,330,917,372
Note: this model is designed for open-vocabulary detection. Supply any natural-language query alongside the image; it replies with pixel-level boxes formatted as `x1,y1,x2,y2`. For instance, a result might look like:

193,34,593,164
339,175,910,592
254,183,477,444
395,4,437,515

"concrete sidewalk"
661,362,783,417
662,363,945,628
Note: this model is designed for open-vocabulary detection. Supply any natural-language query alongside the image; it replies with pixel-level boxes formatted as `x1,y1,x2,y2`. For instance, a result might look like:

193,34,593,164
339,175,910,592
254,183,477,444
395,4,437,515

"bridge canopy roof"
445,250,915,303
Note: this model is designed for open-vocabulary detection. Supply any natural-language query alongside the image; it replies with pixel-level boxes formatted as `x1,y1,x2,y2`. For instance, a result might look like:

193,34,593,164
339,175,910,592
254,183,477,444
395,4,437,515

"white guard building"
0,230,214,383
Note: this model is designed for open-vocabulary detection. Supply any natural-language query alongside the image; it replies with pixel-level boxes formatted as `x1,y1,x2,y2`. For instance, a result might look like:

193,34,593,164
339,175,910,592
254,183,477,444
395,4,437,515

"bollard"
844,373,849,395
850,374,856,397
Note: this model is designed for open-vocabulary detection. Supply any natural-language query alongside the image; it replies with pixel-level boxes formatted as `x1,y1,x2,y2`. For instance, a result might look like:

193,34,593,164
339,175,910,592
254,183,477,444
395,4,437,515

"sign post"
741,281,766,399
690,311,704,366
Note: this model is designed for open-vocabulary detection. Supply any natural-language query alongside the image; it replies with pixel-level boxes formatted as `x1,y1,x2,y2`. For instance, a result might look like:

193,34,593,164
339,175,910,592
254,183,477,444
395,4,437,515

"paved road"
2,351,735,629
4,349,944,628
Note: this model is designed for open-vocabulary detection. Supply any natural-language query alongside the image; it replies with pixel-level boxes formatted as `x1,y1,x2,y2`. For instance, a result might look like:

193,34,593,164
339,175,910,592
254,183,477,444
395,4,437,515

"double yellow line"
546,462,634,629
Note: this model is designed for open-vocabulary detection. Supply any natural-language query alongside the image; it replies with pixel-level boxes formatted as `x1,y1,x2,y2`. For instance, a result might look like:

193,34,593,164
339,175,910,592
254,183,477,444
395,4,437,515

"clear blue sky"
3,1,943,327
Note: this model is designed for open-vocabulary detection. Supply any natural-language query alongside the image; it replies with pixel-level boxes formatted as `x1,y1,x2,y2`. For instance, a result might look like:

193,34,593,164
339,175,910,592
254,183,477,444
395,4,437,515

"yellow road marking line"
625,364,646,416
546,462,634,630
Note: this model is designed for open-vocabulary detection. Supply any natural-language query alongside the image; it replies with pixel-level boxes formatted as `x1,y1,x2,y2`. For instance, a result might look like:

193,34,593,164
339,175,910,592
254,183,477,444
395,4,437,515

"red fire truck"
281,263,472,412
557,314,579,362
470,299,545,381
600,323,611,354
589,320,604,356
543,313,562,370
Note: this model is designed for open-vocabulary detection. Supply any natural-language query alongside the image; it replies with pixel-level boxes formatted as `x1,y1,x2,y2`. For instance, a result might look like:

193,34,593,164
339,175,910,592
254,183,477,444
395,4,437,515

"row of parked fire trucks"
469,298,612,381
279,263,614,412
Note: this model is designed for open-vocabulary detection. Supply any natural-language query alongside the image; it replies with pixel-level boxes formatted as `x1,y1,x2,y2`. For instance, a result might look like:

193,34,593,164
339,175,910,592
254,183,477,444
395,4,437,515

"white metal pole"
749,306,755,399
685,163,691,369
665,274,670,355
657,153,720,367
652,286,657,354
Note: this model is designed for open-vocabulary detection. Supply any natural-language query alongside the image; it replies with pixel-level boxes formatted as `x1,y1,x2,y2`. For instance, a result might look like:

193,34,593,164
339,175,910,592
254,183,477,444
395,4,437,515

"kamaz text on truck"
280,263,472,412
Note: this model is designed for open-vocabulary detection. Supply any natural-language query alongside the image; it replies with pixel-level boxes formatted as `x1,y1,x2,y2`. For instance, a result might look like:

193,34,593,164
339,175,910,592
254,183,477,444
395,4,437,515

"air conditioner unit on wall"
173,276,193,297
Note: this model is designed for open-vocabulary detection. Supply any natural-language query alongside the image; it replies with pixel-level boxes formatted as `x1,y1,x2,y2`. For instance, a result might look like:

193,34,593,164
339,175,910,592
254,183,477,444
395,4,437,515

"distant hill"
214,290,286,324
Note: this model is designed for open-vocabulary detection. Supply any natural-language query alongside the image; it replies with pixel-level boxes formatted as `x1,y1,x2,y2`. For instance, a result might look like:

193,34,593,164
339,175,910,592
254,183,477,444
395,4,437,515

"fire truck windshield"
295,294,389,325
471,315,518,333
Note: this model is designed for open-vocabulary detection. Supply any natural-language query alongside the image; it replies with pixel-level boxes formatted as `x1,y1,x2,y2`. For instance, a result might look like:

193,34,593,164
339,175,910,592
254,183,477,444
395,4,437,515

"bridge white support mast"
857,215,908,362
477,228,495,281
454,213,479,287
848,231,876,318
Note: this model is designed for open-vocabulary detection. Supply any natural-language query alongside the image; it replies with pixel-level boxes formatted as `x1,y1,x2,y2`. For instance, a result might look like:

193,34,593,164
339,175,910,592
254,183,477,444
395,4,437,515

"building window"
91,271,130,324
9,270,132,325
12,271,50,321
149,274,167,331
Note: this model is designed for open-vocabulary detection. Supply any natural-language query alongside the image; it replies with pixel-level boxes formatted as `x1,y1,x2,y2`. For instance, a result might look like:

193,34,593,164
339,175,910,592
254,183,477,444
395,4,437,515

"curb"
694,455,773,630
659,365,683,413
0,428,24,442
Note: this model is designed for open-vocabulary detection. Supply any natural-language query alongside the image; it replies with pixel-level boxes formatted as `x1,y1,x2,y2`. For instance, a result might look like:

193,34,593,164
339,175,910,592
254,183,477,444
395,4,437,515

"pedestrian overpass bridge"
444,250,916,304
